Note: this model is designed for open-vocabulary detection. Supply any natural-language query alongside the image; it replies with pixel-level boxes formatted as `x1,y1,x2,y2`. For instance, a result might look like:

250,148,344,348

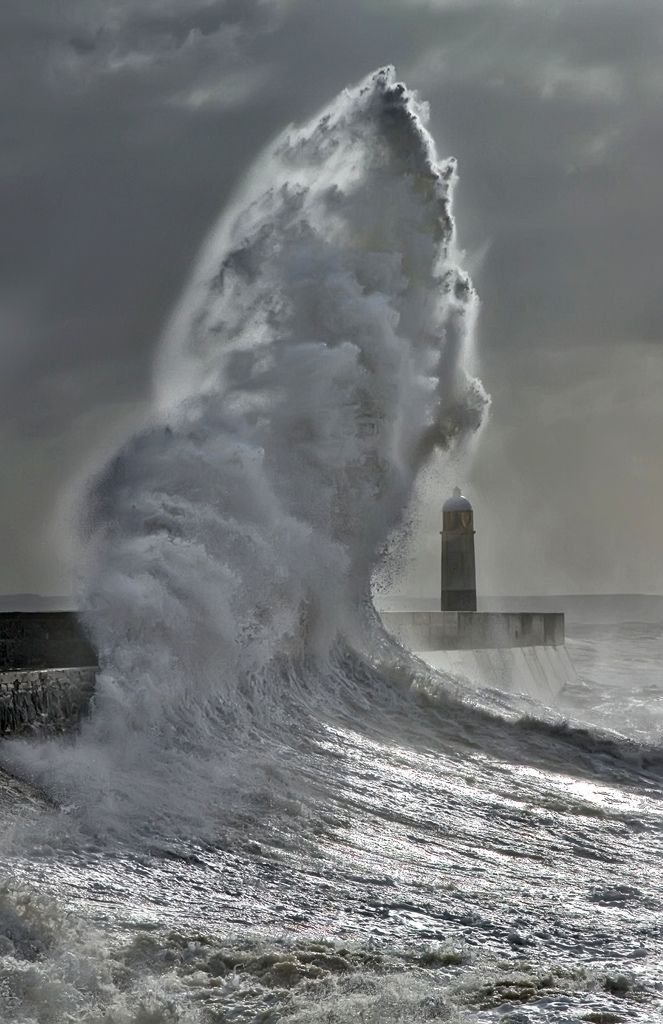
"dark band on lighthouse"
441,487,477,611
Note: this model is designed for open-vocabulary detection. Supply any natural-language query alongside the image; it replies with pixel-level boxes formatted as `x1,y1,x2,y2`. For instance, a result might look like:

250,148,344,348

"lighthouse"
440,487,477,611
380,489,571,701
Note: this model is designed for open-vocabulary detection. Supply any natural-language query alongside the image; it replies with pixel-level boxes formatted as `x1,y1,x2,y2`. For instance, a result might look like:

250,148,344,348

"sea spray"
5,68,487,836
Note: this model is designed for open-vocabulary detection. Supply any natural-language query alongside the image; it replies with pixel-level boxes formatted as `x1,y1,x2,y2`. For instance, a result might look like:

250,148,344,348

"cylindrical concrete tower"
441,487,477,611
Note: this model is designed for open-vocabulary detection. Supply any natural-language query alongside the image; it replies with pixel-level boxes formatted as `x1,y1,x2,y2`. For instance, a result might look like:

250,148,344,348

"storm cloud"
2,0,663,594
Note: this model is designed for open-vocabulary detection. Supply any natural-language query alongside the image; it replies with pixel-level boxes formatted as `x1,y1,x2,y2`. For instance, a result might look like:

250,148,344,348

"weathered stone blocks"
0,669,96,736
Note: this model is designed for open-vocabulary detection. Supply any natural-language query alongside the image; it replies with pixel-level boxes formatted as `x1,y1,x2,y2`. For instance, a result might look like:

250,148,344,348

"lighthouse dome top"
443,487,473,512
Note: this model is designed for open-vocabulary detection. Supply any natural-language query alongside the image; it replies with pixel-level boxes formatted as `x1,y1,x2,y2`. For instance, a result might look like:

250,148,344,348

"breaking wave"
4,68,488,838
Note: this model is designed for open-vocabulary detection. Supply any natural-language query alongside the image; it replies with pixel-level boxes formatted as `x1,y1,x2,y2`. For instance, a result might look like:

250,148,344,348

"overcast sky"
2,0,663,596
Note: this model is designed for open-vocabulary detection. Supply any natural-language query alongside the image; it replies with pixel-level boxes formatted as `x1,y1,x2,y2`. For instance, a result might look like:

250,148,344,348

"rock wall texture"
0,669,96,736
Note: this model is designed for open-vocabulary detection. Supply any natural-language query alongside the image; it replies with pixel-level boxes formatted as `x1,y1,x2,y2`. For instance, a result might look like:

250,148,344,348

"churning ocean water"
1,69,663,1023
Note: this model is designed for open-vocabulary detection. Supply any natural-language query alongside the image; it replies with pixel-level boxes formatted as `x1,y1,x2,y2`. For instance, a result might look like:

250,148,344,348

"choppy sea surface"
1,614,662,1024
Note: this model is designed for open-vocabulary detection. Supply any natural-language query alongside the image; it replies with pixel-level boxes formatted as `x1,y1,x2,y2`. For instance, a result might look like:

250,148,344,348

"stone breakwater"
0,669,96,737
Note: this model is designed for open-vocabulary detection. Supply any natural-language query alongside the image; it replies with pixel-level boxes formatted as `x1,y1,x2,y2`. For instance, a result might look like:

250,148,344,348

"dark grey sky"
2,0,663,595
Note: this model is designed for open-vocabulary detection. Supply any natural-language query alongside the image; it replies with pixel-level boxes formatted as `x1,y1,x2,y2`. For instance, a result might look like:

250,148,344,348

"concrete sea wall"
380,610,574,701
0,608,573,734
418,646,576,703
0,612,97,736
380,610,565,651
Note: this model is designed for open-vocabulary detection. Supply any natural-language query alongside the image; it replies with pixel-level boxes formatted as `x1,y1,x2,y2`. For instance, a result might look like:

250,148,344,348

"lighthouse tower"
441,487,477,611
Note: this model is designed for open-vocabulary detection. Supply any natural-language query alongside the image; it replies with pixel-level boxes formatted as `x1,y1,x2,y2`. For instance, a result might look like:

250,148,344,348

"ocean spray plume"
6,68,488,835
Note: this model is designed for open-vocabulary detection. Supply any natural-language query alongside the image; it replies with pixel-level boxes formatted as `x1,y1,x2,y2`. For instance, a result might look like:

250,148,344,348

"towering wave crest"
8,69,487,836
